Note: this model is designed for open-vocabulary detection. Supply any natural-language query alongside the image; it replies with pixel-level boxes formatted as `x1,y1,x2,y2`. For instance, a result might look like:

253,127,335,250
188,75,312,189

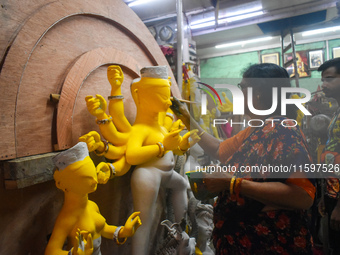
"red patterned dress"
213,118,314,254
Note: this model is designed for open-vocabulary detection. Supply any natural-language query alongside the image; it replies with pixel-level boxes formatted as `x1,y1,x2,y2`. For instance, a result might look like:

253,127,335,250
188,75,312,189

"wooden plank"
3,152,58,189
5,173,52,190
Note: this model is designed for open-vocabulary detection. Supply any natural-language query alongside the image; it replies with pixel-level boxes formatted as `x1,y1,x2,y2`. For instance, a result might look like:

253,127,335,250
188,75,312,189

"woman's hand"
204,171,233,194
170,97,190,125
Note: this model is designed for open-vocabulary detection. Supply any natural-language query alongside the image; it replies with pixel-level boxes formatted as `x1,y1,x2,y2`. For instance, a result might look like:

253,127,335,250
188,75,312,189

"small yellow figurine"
81,65,200,255
45,142,141,255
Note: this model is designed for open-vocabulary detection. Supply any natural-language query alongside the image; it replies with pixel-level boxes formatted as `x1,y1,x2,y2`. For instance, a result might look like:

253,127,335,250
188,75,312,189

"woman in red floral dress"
172,63,315,254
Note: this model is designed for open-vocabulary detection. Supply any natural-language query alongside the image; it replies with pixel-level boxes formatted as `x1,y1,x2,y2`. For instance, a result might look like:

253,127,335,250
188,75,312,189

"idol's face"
58,159,98,195
73,163,98,194
143,85,172,113
197,217,213,241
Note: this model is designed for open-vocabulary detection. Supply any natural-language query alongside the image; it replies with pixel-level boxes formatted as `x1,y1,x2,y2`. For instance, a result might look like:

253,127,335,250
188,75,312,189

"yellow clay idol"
81,65,200,255
45,142,141,255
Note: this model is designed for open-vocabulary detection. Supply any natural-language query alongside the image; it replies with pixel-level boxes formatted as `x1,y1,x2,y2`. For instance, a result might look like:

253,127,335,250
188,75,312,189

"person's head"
240,63,297,119
53,142,98,196
131,66,172,113
318,58,340,100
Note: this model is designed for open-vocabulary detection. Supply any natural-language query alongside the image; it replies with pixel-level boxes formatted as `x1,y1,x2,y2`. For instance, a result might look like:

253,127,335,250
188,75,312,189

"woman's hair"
242,63,297,119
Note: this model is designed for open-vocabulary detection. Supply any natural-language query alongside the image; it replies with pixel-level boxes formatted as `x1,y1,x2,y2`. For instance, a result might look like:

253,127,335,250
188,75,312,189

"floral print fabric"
323,110,340,199
213,118,314,254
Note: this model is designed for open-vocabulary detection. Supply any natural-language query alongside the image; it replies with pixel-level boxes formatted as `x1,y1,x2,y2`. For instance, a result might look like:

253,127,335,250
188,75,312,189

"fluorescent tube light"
128,0,156,7
302,26,340,36
190,5,263,30
215,36,273,49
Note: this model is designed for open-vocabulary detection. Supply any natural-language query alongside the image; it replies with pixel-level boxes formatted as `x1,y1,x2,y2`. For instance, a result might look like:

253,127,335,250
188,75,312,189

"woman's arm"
204,171,314,210
240,179,314,210
196,127,221,159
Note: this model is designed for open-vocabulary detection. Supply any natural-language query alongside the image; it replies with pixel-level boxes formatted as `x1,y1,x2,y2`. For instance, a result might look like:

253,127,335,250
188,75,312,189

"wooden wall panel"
0,0,49,60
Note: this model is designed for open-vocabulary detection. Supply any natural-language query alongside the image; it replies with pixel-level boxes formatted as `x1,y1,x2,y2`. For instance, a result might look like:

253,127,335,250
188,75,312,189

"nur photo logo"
199,82,311,128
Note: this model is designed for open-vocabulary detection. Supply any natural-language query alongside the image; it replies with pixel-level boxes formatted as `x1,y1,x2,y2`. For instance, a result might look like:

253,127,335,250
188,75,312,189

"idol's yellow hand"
72,229,93,255
96,162,111,184
107,65,124,87
119,212,142,238
163,128,182,151
170,119,185,131
85,94,107,117
179,129,200,151
79,131,104,152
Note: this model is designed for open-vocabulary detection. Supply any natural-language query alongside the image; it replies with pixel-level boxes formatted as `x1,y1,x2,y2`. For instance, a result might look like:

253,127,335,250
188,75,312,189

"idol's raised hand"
107,65,124,87
85,94,107,118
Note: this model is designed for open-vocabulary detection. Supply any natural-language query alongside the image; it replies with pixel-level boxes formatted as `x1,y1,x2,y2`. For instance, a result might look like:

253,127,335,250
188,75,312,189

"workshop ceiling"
124,0,340,59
